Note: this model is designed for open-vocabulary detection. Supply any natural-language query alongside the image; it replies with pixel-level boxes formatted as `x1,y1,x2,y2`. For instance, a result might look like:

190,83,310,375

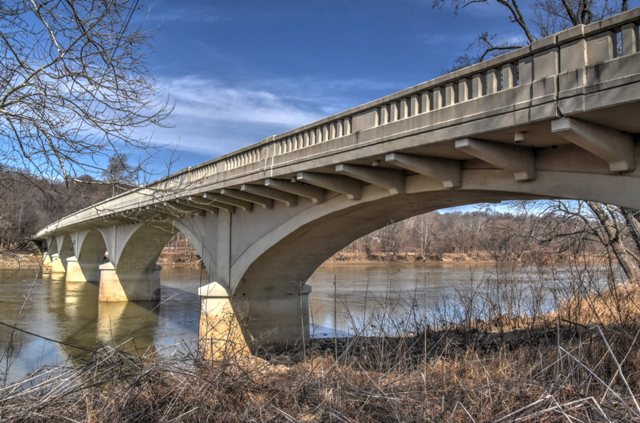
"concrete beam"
196,194,237,213
240,184,297,207
146,205,177,218
551,117,635,172
220,189,273,209
335,163,405,194
125,209,156,220
296,172,361,200
167,200,203,214
203,193,253,212
385,153,461,188
178,198,218,213
160,202,196,216
265,178,325,204
455,138,536,181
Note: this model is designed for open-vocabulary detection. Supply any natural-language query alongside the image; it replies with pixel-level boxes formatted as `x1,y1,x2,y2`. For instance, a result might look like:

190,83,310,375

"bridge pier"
65,256,90,283
50,253,66,275
98,262,161,302
199,282,249,359
41,253,52,274
199,282,311,358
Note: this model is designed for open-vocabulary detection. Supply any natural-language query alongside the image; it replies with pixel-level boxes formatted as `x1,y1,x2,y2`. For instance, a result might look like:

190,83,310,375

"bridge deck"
37,8,640,238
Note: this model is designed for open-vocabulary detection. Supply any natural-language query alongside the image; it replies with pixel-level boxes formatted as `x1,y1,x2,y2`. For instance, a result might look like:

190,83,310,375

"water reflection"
0,267,201,383
96,301,159,353
306,263,565,337
0,263,568,382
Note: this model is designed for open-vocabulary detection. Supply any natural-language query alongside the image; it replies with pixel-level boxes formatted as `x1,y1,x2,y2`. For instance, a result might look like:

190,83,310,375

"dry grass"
0,319,639,422
3,256,640,421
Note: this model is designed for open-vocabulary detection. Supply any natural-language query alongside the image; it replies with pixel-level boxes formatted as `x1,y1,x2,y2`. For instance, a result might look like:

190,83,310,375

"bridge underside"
37,9,640,354
41,160,640,352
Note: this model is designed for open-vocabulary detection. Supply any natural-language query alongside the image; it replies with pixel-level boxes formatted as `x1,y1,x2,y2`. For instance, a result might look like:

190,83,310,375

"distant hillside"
0,169,118,249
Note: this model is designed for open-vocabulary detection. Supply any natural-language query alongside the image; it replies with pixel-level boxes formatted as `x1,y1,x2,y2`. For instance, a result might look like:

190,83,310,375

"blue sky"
137,0,638,178
137,0,520,175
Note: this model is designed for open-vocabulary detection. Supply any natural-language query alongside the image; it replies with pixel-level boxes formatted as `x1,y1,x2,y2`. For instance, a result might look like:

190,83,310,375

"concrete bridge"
36,9,640,352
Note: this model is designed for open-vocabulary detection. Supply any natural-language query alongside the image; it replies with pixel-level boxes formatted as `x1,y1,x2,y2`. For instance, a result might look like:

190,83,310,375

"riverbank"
0,251,42,270
0,248,589,270
1,264,638,421
1,319,637,422
327,251,496,264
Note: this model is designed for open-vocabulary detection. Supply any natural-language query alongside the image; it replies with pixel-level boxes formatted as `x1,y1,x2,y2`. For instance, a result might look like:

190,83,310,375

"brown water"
0,262,564,383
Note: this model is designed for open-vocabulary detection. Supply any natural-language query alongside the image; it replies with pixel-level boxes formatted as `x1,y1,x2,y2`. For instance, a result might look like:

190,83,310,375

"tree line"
338,202,640,270
0,155,137,250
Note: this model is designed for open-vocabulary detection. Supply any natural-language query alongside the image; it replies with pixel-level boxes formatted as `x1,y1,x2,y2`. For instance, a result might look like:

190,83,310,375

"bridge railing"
36,8,640,236
157,6,638,187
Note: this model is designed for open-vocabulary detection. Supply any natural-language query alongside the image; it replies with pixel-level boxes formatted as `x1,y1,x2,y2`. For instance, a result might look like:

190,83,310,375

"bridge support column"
65,256,87,283
41,253,52,274
50,253,66,275
198,282,311,358
98,262,161,302
198,282,250,360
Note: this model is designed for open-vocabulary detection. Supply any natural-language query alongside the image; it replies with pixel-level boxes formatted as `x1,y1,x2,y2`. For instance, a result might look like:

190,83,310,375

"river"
0,262,567,383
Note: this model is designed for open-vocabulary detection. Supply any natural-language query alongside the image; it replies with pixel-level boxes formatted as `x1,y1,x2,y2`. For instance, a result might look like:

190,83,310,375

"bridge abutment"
98,262,161,302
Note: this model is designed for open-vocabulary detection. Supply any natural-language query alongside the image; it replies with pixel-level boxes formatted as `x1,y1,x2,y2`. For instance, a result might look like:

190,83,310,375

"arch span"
71,230,108,283
49,234,74,275
223,167,640,347
97,221,208,302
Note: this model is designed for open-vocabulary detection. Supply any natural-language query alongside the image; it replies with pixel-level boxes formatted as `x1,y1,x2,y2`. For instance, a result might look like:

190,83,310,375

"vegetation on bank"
2,268,640,422
0,168,121,251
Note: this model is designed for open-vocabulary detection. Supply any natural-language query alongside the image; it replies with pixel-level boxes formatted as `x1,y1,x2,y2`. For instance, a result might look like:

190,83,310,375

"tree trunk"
589,202,640,282
621,207,640,263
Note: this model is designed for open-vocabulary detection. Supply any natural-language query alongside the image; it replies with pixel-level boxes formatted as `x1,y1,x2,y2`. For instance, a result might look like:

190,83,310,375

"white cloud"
160,76,323,127
145,3,221,24
137,74,402,165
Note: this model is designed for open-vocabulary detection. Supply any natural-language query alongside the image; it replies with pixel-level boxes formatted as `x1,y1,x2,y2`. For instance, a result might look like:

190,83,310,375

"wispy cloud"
160,76,323,127
145,3,221,24
143,74,396,158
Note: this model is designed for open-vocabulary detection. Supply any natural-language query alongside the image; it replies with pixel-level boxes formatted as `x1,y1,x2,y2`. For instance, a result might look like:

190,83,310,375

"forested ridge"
0,168,117,249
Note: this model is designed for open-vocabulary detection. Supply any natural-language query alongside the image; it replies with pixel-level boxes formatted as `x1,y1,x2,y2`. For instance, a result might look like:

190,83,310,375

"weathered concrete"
35,9,640,350
199,281,311,357
198,282,249,359
64,256,86,283
98,262,161,302
41,253,52,274
49,254,66,275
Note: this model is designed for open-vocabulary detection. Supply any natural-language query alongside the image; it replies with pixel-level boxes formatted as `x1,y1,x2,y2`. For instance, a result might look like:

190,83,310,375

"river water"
0,262,568,383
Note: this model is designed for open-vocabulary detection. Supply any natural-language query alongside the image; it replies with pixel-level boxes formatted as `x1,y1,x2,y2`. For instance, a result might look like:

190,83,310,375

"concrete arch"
59,234,74,266
220,168,640,346
116,223,176,276
48,234,74,275
47,237,58,255
173,217,217,277
99,223,175,301
98,221,207,302
232,169,640,297
74,230,108,282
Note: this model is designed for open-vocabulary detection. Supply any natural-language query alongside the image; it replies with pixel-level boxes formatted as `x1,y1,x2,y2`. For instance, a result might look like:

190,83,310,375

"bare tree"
433,0,630,68
102,153,140,196
0,0,171,180
434,0,640,280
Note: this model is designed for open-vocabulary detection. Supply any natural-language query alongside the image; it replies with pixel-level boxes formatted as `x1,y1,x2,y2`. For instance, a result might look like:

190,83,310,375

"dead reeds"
2,255,640,421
